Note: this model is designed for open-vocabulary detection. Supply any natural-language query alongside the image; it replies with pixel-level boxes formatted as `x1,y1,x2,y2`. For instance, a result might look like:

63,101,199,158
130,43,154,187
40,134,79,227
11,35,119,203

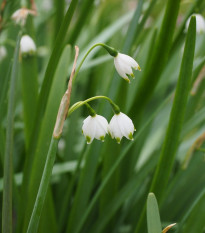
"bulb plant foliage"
0,1,205,233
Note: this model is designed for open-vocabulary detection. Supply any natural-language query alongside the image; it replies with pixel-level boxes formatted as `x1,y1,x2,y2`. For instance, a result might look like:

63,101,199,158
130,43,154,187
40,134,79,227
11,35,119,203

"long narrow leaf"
2,31,21,233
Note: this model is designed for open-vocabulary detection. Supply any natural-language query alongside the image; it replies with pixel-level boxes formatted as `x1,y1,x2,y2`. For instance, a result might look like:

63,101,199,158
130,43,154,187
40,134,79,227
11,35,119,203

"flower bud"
20,35,36,56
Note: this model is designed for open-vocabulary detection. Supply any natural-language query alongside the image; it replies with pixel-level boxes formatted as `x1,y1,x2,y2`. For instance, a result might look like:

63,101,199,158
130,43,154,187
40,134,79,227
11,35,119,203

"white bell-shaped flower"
108,112,135,144
114,53,141,83
82,114,109,144
20,35,36,55
11,8,36,26
185,14,205,34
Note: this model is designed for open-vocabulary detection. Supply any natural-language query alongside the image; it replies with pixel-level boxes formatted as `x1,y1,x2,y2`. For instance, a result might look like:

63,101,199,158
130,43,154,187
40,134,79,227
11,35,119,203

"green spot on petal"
86,136,91,144
124,77,130,83
116,137,121,144
100,136,105,142
128,132,134,140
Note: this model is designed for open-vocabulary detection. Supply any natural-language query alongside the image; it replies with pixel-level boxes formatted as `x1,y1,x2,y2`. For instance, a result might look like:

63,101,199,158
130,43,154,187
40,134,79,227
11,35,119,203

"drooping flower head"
82,114,109,144
185,14,205,34
11,8,36,26
101,44,141,83
108,112,135,144
20,35,36,56
114,53,141,83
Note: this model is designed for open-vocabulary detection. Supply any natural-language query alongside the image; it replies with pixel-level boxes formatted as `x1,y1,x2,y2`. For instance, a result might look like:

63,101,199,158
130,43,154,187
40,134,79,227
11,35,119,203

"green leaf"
150,16,196,201
21,54,38,149
26,137,59,233
180,188,205,233
68,0,95,45
147,193,162,233
2,31,22,233
129,0,180,119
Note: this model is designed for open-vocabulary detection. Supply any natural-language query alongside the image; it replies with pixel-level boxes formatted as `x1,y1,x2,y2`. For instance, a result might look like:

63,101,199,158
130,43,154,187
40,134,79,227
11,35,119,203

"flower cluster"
82,112,135,144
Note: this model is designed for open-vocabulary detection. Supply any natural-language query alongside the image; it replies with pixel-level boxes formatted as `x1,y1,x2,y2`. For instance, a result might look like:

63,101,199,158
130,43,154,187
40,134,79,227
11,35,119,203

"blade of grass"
53,0,65,42
178,187,205,233
21,0,78,197
68,0,95,45
129,0,180,120
21,52,38,150
2,31,21,233
134,15,196,233
26,137,59,233
0,63,12,124
147,193,162,233
150,15,196,201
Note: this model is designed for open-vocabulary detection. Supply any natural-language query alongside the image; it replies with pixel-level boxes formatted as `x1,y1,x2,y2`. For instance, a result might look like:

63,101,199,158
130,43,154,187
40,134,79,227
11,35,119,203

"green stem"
2,31,22,233
26,137,59,233
68,95,120,116
85,103,96,117
72,43,118,83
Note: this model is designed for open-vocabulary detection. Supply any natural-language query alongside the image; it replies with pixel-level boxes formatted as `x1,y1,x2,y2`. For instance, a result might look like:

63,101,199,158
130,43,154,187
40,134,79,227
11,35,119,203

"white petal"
118,113,135,139
94,115,108,140
109,115,123,140
119,53,139,69
82,116,96,144
114,57,129,80
11,9,21,19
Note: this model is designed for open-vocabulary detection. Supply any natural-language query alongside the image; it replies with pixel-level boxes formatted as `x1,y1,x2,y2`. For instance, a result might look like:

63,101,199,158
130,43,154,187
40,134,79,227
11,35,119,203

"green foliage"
1,0,205,233
147,193,161,233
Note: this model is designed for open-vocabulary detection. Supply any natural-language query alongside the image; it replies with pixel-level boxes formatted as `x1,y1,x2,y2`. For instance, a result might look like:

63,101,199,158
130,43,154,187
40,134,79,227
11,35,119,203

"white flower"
114,53,141,83
11,8,36,26
108,112,135,144
20,35,36,55
82,114,109,144
185,14,205,34
0,46,7,62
